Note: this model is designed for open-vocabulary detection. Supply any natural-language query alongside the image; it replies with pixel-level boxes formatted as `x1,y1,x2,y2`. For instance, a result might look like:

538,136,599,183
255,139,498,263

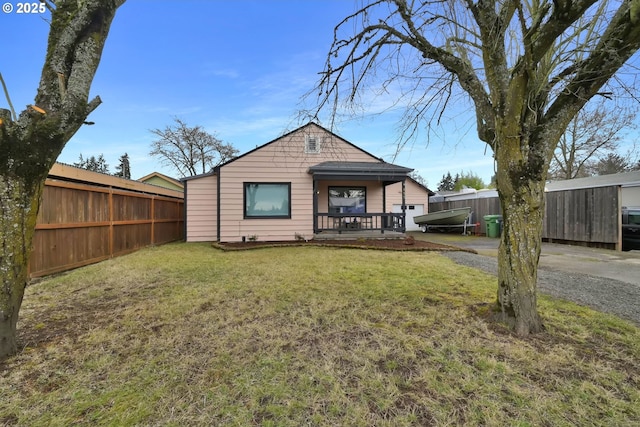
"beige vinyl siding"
219,124,379,242
386,179,429,231
185,174,217,242
385,179,429,212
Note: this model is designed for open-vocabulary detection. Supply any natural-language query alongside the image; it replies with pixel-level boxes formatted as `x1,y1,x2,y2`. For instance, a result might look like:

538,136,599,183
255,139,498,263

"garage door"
392,204,424,231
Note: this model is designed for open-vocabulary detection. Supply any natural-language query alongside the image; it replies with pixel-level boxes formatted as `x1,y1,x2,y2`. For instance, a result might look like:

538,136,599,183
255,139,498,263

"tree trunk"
0,0,124,360
493,117,547,335
0,175,44,358
495,178,546,335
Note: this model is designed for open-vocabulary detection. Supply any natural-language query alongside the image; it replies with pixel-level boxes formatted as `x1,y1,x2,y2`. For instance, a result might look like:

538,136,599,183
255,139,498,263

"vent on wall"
305,135,321,154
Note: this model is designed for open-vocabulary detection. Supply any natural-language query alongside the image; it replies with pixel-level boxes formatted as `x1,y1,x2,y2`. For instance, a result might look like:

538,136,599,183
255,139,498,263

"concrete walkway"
409,231,640,288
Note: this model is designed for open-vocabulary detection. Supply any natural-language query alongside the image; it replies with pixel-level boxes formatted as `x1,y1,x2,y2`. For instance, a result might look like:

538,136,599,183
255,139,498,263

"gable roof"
182,122,408,182
221,121,382,167
138,171,184,189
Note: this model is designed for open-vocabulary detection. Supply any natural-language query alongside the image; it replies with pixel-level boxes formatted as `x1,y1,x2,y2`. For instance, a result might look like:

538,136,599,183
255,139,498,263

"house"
183,123,430,242
138,171,184,192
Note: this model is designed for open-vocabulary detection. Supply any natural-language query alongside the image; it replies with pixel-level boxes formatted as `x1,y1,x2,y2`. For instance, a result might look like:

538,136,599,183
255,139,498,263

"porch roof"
308,161,413,183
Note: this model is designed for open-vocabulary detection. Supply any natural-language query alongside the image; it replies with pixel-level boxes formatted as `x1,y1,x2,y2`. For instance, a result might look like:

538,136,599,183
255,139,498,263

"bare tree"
409,171,427,187
0,0,125,359
310,0,640,335
149,118,238,178
550,99,637,179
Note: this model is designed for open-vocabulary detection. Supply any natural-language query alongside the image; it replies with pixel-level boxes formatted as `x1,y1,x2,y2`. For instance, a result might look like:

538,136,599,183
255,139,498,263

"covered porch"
308,161,413,236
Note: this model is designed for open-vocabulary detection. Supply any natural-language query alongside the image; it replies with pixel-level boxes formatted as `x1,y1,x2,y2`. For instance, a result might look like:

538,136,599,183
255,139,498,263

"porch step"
314,231,405,240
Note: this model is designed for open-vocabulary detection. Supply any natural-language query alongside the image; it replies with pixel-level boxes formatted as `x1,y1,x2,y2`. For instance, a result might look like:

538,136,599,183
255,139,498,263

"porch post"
382,184,386,234
313,178,318,233
401,179,407,233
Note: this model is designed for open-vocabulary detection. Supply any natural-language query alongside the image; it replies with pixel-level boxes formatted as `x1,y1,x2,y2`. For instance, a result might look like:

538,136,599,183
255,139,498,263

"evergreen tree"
590,153,630,176
74,153,110,174
114,153,131,179
437,172,455,191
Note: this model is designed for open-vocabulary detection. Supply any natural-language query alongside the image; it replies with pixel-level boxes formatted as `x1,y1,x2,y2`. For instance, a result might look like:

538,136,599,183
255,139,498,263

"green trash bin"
484,215,502,238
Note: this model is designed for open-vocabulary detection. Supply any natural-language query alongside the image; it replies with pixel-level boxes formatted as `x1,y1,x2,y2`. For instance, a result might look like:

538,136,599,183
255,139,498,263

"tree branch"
40,0,55,13
86,95,102,115
0,73,17,122
316,1,495,145
544,0,640,134
529,0,598,64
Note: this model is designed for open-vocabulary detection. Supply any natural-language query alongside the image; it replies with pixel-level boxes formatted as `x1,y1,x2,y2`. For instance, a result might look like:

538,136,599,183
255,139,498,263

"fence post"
151,196,156,246
108,187,114,258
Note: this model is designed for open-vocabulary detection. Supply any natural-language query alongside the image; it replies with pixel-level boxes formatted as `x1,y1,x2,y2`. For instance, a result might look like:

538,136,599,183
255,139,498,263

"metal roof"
546,171,640,192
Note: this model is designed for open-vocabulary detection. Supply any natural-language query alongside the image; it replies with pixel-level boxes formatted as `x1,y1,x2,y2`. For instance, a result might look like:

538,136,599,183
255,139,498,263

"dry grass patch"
1,242,639,426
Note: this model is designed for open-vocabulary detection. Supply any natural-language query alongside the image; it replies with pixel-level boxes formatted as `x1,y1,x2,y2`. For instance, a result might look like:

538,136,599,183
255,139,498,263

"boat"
413,207,471,226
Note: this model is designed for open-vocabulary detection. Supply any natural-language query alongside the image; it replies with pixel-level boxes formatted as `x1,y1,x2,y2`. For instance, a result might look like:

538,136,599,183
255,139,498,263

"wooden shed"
544,171,640,250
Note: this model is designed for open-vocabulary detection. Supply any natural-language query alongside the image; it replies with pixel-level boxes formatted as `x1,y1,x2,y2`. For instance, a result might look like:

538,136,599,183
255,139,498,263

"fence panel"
30,178,184,278
431,186,619,246
543,186,618,245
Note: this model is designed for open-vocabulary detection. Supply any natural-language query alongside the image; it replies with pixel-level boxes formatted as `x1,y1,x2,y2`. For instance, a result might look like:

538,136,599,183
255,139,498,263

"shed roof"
546,171,640,192
49,163,183,199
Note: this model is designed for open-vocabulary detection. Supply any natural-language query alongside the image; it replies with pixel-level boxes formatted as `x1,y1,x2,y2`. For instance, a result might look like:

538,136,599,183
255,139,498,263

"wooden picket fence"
29,165,184,278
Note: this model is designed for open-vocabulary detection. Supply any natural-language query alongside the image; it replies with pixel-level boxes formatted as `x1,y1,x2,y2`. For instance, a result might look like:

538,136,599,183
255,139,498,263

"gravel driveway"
442,251,640,326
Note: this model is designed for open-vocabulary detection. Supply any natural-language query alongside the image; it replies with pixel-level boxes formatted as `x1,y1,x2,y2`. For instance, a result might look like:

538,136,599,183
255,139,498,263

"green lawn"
1,242,639,426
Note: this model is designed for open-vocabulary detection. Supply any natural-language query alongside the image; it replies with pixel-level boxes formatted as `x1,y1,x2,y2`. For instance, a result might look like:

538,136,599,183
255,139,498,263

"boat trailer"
417,212,477,235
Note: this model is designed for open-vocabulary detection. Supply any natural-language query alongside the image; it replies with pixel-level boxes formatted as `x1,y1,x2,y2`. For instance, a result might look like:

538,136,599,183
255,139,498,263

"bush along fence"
28,164,184,278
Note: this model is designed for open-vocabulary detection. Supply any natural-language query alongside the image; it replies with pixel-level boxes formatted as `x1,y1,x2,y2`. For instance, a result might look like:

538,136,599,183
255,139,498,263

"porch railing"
314,213,405,234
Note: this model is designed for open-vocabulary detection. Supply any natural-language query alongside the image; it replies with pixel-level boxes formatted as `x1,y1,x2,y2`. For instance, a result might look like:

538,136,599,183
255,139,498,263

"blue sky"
6,0,620,189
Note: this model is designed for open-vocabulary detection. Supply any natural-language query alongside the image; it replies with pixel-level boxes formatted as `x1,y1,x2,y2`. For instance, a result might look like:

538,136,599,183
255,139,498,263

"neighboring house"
183,122,426,242
138,171,184,192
